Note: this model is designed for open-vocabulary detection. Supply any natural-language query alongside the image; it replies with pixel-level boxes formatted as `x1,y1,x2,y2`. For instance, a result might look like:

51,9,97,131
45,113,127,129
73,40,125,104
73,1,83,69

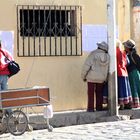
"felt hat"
97,41,108,52
123,39,135,49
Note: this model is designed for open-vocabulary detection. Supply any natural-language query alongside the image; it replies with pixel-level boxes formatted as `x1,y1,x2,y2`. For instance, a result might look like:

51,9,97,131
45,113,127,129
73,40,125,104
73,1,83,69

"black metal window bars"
17,5,82,57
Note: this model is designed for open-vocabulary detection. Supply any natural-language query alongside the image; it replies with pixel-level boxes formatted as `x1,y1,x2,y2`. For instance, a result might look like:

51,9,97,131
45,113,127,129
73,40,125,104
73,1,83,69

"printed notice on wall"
82,25,107,52
0,31,14,56
82,25,118,53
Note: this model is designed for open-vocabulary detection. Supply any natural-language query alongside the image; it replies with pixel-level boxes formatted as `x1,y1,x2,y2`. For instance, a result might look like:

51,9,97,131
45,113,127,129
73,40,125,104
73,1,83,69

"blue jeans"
0,75,12,114
0,75,8,90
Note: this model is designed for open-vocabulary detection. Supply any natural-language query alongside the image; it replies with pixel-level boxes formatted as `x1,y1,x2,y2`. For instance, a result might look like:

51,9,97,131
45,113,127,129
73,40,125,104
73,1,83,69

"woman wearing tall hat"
123,39,140,108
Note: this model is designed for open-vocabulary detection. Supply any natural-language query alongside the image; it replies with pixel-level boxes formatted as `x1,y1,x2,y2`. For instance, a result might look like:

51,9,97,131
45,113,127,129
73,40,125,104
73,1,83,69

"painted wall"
117,0,131,41
131,1,140,54
117,0,140,53
0,0,131,112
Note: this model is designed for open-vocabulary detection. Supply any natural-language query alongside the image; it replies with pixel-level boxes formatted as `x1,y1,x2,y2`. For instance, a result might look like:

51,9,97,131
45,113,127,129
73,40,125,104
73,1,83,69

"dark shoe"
96,108,103,111
87,109,94,112
124,103,132,109
132,104,140,108
102,106,108,110
119,105,124,110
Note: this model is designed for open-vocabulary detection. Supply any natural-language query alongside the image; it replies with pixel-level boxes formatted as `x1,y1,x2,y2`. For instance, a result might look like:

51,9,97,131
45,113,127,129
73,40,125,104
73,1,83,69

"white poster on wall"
82,25,118,53
0,31,14,56
82,25,107,52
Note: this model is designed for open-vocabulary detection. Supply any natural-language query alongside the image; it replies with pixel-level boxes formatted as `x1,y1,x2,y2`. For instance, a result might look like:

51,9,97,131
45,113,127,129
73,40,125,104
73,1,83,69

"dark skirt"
103,76,132,105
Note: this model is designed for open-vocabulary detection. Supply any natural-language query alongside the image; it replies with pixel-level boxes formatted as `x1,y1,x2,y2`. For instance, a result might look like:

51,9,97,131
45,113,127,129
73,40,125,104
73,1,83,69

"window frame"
17,5,82,57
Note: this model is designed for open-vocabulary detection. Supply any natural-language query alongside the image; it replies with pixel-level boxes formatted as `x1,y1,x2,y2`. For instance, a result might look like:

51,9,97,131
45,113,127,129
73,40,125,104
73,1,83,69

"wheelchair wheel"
0,117,7,135
7,110,28,136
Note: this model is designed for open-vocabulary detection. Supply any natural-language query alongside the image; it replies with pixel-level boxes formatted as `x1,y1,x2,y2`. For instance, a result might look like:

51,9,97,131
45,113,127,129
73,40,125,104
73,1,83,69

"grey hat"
97,41,108,52
123,39,135,49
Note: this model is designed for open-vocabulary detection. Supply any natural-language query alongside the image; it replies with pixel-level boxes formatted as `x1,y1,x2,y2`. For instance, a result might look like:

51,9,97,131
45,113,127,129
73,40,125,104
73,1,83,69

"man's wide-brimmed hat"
123,39,135,49
97,41,108,52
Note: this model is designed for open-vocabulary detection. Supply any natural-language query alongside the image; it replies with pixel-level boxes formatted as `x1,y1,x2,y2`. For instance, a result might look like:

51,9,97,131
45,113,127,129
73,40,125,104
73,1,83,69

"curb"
28,108,140,130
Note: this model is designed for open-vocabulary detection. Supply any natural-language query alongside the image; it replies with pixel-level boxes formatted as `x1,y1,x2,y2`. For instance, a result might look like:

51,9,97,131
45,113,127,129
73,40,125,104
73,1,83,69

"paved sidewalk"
30,108,140,129
1,119,140,140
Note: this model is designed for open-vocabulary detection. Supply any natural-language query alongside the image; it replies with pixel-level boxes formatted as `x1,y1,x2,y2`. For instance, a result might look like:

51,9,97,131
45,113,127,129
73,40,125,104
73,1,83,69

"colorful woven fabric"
128,69,140,107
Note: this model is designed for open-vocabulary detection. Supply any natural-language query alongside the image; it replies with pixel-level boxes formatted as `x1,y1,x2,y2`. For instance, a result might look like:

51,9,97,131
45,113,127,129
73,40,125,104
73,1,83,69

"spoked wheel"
7,110,28,136
0,117,7,135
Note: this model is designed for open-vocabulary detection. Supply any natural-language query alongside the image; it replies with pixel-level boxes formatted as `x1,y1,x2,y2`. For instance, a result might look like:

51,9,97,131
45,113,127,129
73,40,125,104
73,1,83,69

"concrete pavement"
1,109,140,139
29,108,140,129
0,118,140,140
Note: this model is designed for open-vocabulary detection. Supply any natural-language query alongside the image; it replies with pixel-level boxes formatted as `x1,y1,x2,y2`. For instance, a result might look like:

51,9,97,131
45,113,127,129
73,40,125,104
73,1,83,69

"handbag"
8,61,20,77
0,50,20,77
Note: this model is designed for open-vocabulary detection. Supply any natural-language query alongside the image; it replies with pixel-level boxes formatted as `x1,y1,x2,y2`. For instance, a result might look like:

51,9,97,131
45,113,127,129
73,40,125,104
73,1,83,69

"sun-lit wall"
117,0,131,41
0,0,131,112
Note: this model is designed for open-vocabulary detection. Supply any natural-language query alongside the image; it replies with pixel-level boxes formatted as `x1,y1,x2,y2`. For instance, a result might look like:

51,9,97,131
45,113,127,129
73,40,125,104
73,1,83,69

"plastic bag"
43,104,53,118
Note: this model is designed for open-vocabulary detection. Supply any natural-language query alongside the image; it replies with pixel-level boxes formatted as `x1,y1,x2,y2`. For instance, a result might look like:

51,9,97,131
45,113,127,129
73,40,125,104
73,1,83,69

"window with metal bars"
17,5,82,57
